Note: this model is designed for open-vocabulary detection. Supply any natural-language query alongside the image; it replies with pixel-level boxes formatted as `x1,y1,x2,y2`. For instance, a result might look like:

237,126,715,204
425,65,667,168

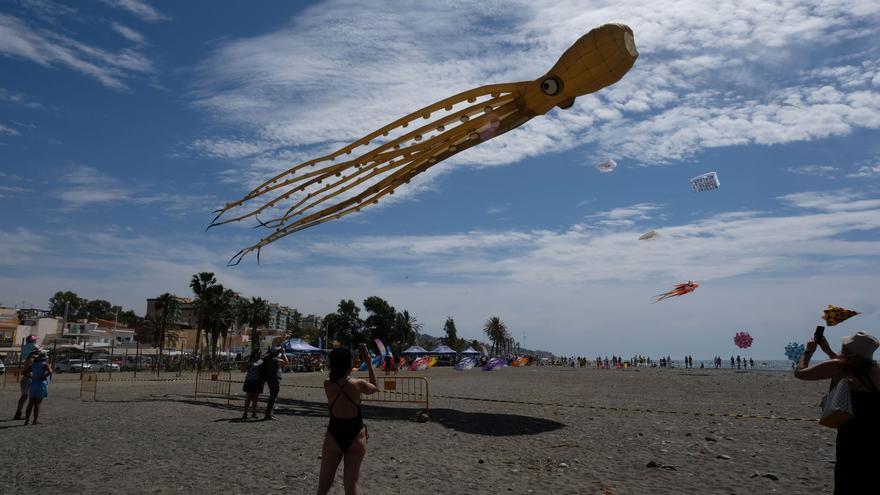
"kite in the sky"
734,331,753,349
822,305,860,326
210,24,639,264
638,230,659,240
596,159,617,173
784,342,805,363
690,172,720,192
653,281,699,302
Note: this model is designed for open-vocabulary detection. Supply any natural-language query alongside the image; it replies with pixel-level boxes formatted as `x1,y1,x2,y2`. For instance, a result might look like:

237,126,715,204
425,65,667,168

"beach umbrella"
734,331,753,349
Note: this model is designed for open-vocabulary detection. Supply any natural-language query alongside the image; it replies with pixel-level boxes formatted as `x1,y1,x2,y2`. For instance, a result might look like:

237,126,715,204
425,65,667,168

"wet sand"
0,366,834,494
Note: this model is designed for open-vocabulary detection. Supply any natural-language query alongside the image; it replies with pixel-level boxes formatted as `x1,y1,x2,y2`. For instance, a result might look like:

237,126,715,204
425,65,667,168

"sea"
675,359,795,372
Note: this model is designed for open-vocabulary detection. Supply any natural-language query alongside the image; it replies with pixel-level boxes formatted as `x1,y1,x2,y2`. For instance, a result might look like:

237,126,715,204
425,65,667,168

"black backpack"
259,357,278,381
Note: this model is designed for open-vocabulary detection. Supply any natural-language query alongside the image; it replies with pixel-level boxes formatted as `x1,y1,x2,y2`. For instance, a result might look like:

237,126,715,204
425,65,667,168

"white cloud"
848,161,880,178
55,165,219,214
189,0,880,236
110,21,146,44
2,192,879,356
0,13,153,89
778,190,880,212
786,165,839,178
587,203,663,227
0,122,20,136
99,0,168,23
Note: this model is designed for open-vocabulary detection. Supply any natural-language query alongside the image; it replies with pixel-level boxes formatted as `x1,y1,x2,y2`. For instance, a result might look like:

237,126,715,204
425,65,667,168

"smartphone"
814,325,825,341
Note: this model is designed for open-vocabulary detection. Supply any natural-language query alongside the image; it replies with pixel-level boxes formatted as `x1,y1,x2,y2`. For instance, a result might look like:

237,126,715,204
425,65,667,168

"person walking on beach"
794,331,879,494
242,349,264,419
13,335,38,420
261,346,288,420
23,349,52,425
317,344,378,495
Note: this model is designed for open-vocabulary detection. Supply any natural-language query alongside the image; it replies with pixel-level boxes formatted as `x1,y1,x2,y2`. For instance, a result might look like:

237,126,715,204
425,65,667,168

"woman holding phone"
317,343,378,495
794,329,880,494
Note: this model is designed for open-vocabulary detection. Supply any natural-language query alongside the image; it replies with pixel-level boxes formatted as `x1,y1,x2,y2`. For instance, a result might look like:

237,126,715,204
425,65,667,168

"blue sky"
2,0,879,358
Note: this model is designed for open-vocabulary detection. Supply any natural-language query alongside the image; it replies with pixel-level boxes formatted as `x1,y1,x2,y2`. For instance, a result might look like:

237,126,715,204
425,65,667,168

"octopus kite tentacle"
215,23,639,264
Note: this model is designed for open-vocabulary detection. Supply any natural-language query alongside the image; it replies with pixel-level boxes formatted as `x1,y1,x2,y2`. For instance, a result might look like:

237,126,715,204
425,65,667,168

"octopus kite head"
531,23,638,113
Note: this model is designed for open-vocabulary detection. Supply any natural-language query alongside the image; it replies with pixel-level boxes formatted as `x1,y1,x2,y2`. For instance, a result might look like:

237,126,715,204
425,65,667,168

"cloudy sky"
2,0,879,358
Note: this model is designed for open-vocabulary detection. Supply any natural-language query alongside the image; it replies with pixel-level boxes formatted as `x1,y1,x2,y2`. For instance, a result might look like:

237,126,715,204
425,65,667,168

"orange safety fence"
80,371,98,400
359,375,430,416
194,369,232,404
3,366,21,390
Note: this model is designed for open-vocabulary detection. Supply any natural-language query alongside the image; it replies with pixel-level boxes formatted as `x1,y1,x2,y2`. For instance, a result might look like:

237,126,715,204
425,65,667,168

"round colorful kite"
734,331,753,349
784,342,805,363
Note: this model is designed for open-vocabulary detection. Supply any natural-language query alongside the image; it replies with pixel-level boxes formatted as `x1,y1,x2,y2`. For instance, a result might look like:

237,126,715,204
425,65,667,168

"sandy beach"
0,366,836,494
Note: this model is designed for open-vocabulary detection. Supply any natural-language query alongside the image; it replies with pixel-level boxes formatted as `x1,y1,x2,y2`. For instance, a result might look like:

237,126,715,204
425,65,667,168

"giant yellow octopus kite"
212,24,638,264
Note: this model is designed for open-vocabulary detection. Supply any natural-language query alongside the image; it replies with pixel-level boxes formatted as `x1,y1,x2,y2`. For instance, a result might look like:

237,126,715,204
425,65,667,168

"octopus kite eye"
541,77,561,96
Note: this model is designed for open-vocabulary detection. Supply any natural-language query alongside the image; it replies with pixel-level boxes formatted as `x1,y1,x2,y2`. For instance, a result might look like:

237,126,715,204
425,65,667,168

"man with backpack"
260,346,288,420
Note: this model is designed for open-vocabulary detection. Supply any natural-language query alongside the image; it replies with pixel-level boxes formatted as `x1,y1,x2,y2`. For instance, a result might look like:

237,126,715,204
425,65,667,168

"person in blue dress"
13,335,39,420
23,349,53,425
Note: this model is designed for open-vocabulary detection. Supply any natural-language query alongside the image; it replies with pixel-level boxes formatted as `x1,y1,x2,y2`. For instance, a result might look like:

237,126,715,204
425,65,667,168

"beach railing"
80,371,98,400
3,366,21,390
361,376,430,416
194,369,232,404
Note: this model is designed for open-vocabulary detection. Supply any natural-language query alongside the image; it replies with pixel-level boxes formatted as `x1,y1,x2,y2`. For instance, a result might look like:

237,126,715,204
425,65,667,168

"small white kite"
596,159,617,173
690,172,720,192
638,230,659,240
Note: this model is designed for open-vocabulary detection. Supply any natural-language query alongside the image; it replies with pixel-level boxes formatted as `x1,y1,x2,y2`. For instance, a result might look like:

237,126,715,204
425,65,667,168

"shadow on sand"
109,394,566,437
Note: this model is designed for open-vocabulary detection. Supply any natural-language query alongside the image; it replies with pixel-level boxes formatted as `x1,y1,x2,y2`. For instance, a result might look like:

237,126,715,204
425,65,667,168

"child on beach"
317,344,378,495
794,330,880,494
242,349,263,419
23,349,52,425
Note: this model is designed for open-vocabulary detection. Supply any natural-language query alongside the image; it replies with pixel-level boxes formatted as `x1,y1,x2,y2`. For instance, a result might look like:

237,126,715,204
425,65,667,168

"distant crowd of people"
532,354,759,370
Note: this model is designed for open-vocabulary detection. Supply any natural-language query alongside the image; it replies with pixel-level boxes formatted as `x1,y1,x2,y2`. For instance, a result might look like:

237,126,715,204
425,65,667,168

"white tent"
401,345,428,355
460,346,480,355
429,345,457,355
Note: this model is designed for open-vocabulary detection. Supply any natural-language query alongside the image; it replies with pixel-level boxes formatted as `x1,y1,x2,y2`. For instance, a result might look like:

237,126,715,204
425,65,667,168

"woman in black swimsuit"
317,344,377,495
795,331,880,494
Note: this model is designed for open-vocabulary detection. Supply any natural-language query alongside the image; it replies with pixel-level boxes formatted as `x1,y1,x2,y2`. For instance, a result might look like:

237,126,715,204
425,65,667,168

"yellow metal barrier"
361,376,429,415
3,366,21,390
194,369,232,404
80,371,98,400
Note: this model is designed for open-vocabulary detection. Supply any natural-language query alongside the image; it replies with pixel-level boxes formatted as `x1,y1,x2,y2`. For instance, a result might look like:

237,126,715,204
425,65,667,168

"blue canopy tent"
460,346,480,355
429,345,457,355
400,345,429,355
282,339,323,354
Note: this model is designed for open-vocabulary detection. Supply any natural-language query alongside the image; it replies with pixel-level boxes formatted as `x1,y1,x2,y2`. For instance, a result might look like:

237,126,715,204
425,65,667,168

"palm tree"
206,287,237,362
483,316,508,357
394,310,422,347
190,272,217,361
152,293,180,375
239,297,270,353
285,309,303,340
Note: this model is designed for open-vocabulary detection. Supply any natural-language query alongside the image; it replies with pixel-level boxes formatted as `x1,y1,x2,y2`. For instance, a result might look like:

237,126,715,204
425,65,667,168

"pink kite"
734,331,753,349
653,281,699,303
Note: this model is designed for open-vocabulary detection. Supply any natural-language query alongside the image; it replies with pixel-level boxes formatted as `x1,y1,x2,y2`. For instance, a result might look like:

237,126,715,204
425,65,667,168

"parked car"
86,359,120,372
55,359,92,373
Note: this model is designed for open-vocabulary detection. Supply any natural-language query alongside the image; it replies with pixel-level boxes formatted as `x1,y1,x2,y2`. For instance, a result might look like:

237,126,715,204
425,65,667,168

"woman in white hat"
795,331,879,494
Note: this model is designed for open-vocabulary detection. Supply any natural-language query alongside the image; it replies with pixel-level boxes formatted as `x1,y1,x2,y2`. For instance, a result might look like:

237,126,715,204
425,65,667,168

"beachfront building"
61,320,136,350
0,307,20,348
